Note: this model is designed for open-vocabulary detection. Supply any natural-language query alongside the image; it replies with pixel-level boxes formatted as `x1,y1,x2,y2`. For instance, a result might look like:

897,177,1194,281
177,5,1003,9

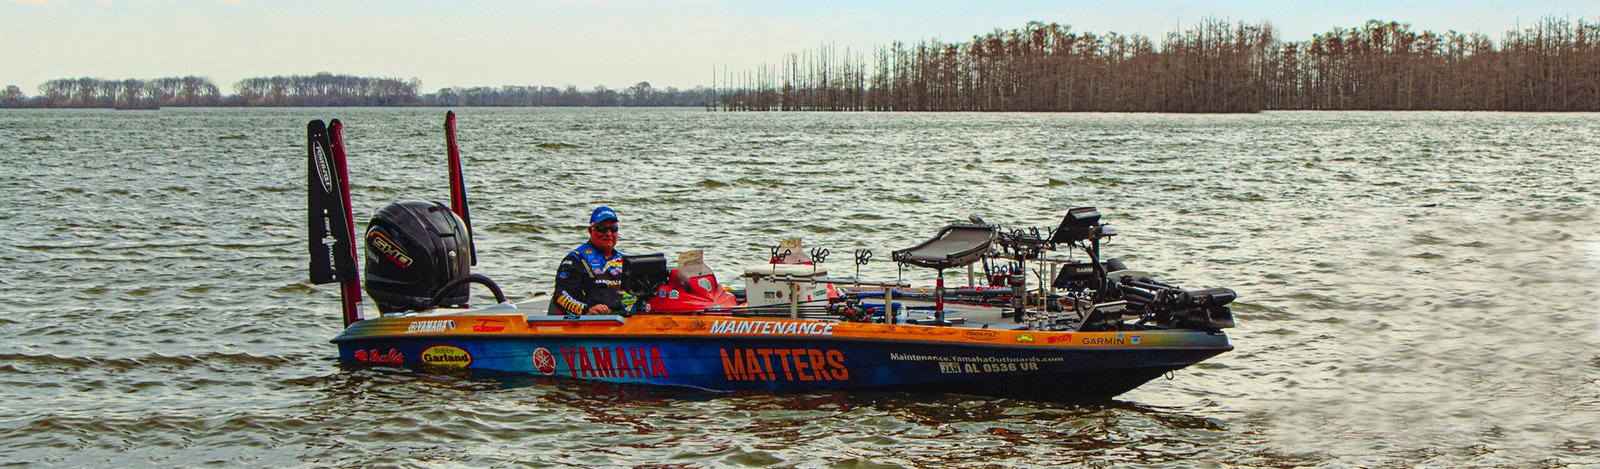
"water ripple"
0,108,1596,466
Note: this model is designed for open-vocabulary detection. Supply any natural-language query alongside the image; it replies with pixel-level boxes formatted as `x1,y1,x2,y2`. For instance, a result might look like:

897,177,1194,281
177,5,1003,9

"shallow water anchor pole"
309,119,364,328
329,121,363,328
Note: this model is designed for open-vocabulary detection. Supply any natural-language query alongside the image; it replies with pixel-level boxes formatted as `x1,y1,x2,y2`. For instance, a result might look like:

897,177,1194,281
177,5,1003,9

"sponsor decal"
963,330,999,341
406,320,456,334
603,258,624,276
697,278,712,292
353,348,403,364
719,348,849,382
1047,333,1074,344
890,353,1065,366
472,318,507,333
669,290,680,299
367,231,414,268
1131,336,1141,344
311,144,334,194
532,347,557,375
1015,333,1034,343
708,320,836,336
557,346,669,379
1082,335,1127,345
420,345,472,368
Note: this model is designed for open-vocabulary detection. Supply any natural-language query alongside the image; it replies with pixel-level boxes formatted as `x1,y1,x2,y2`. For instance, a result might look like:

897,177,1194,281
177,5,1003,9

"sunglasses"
590,224,619,233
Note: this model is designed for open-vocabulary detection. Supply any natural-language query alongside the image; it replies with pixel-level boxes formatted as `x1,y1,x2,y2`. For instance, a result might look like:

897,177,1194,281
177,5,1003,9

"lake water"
1,107,1597,467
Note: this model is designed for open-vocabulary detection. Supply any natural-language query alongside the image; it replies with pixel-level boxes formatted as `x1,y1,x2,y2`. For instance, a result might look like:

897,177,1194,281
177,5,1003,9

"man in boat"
549,206,633,315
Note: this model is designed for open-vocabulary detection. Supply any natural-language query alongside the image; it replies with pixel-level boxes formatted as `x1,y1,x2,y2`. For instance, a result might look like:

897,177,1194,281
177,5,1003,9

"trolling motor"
1113,274,1236,330
1040,207,1236,331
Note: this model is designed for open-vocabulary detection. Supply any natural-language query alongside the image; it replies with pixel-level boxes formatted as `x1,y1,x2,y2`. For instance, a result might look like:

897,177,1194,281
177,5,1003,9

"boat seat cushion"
892,223,995,270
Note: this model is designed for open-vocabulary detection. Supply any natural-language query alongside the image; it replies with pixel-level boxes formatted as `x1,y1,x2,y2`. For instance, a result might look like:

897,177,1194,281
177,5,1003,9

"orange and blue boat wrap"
332,314,1231,399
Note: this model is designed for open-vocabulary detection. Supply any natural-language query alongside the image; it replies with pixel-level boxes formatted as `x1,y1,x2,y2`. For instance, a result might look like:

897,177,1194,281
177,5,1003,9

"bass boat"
307,113,1237,401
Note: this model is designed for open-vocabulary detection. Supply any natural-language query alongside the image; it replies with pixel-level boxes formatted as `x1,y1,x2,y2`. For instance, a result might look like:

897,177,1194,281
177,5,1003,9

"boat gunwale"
331,327,1232,353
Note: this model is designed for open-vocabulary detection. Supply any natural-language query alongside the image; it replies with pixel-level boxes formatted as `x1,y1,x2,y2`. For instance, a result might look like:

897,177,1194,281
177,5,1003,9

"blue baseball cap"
589,206,618,224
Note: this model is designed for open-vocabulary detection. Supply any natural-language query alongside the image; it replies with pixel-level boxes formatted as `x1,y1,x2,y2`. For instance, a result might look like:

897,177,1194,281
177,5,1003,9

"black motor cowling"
364,201,472,314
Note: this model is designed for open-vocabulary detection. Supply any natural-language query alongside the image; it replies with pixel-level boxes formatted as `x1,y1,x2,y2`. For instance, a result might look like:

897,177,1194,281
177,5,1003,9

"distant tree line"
4,76,221,109
0,73,415,108
428,81,716,107
718,17,1600,112
232,73,422,106
7,17,1595,112
0,73,716,108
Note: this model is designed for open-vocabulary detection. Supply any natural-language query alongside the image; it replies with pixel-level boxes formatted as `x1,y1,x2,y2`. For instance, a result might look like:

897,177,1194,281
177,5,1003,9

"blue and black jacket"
548,242,625,315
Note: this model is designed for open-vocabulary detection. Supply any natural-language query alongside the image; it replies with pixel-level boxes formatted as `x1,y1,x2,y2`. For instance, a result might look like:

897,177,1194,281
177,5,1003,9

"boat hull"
332,313,1231,401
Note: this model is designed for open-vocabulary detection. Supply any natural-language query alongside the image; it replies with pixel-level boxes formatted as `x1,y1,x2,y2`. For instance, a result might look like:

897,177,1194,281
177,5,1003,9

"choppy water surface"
1,108,1597,467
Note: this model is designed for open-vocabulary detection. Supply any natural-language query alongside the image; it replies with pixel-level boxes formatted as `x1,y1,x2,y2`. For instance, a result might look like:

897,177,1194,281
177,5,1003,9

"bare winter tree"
720,17,1600,112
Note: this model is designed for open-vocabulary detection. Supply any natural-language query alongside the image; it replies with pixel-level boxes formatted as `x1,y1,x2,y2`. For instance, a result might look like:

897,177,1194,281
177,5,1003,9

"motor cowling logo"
420,345,472,368
367,231,414,268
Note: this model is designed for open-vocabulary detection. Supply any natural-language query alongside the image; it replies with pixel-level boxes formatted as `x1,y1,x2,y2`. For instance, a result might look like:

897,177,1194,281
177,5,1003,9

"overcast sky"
3,0,1597,93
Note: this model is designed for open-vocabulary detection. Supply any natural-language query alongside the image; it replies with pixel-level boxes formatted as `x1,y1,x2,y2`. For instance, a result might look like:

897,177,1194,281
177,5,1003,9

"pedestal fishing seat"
892,223,996,325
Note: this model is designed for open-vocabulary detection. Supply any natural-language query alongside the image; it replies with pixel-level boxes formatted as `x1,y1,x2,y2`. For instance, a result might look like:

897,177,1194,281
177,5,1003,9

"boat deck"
510,295,1047,332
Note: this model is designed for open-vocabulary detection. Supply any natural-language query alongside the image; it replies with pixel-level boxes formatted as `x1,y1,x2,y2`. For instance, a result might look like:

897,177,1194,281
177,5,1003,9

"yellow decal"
1015,333,1034,343
420,345,472,368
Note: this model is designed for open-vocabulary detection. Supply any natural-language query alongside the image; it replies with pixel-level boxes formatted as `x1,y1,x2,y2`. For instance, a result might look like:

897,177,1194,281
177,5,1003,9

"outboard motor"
363,201,473,314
